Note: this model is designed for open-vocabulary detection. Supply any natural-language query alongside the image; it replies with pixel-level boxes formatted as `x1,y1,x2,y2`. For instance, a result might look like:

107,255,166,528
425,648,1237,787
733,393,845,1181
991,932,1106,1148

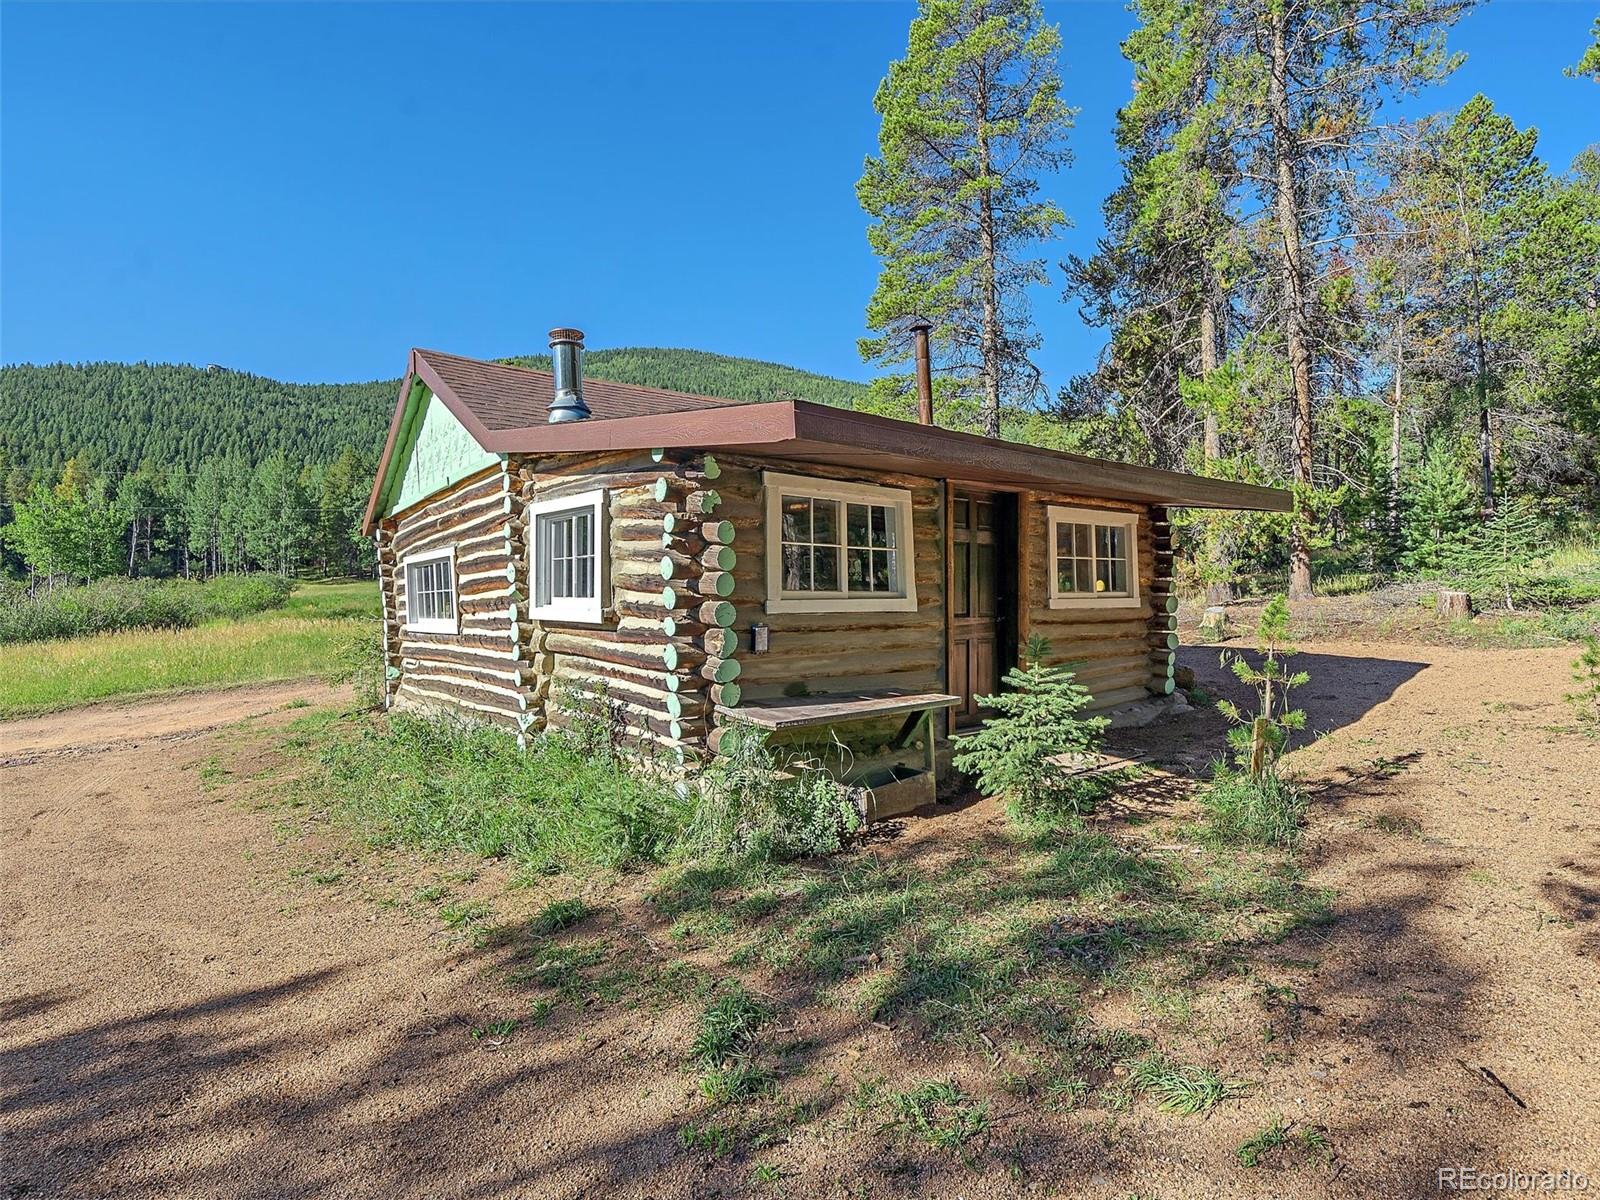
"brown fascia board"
360,362,420,536
480,399,1289,512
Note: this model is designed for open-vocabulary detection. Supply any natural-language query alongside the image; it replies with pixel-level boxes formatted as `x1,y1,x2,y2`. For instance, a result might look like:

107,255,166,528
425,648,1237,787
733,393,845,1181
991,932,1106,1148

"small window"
530,488,606,624
1045,506,1141,609
403,548,458,633
763,472,918,614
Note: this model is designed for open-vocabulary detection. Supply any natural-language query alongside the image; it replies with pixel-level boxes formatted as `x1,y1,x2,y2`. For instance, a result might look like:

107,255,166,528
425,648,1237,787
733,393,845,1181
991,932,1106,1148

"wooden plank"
719,689,960,730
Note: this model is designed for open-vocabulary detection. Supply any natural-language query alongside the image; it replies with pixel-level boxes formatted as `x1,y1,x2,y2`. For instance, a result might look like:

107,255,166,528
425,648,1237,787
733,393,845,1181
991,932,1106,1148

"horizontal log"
701,545,737,572
549,664,708,718
661,642,707,671
735,648,938,683
1084,683,1157,711
544,632,675,671
671,571,735,599
1149,632,1180,650
700,627,738,657
709,682,742,709
660,616,707,639
1147,676,1176,696
697,600,738,628
613,588,683,620
700,657,741,684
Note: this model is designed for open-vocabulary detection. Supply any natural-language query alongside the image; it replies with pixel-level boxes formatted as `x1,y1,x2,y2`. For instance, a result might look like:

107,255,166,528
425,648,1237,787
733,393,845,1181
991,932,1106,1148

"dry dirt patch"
2,646,1597,1199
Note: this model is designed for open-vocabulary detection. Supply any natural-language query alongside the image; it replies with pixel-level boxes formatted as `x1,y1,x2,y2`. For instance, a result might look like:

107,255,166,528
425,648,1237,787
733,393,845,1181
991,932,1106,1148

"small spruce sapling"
1216,596,1309,780
1455,499,1543,611
951,634,1109,819
1567,637,1600,730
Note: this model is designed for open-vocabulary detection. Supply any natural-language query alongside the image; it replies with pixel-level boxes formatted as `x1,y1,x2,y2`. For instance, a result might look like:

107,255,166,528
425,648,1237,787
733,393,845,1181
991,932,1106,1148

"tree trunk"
975,58,1002,441
1454,177,1495,516
1389,325,1404,554
1475,323,1493,515
1199,297,1234,605
977,160,1001,439
1268,8,1315,600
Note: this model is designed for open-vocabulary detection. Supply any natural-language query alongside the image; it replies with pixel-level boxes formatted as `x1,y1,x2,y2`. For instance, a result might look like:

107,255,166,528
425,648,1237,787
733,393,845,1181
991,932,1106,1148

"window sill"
530,603,606,625
404,619,460,634
1045,595,1143,610
765,595,920,615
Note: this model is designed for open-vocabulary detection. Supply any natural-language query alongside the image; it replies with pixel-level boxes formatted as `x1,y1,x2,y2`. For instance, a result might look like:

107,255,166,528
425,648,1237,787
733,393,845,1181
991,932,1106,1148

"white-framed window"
762,471,918,614
403,546,458,633
1045,505,1141,609
530,488,607,624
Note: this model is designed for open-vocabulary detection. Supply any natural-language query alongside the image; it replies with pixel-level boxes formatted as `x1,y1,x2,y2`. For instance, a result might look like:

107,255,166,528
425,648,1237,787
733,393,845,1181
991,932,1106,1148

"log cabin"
361,329,1290,817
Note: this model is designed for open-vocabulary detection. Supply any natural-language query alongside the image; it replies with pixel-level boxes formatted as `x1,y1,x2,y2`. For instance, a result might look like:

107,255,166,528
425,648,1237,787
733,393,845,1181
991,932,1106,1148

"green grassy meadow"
0,579,379,719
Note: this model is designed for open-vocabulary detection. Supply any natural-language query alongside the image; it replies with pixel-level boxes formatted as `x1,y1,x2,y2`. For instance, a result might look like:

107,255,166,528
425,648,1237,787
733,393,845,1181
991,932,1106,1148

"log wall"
510,448,734,767
1017,491,1165,712
380,462,527,732
711,456,946,706
374,445,1175,768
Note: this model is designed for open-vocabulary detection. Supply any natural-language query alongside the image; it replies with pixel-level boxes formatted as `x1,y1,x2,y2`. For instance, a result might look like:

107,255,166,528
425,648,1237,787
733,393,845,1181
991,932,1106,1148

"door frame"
944,483,1023,733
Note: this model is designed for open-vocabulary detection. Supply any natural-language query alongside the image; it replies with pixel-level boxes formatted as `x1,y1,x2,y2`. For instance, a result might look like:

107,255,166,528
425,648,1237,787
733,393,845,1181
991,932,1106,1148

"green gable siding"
380,382,501,517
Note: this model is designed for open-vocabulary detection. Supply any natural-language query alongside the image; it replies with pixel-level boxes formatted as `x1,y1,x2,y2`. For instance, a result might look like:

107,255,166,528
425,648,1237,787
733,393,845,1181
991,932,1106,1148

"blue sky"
2,1,1593,392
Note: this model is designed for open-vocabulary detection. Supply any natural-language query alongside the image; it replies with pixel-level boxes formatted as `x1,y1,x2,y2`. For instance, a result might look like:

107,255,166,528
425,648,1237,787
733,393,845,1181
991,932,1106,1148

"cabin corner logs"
378,449,1175,771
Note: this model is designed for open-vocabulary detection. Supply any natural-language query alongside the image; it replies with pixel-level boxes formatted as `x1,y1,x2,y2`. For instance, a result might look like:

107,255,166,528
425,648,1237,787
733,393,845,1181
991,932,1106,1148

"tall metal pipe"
909,317,934,425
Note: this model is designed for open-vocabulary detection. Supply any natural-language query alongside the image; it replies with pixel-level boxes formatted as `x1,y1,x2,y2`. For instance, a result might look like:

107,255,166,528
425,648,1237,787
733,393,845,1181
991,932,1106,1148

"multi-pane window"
403,550,457,632
530,488,606,623
1046,507,1139,607
764,472,919,613
537,508,594,605
779,496,900,596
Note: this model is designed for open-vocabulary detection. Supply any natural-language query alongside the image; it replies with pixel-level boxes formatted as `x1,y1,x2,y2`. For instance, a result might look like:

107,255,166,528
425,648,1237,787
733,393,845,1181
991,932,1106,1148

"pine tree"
1219,0,1475,596
951,634,1109,818
1454,497,1544,610
1402,441,1478,572
858,0,1074,437
243,453,311,576
1216,595,1309,781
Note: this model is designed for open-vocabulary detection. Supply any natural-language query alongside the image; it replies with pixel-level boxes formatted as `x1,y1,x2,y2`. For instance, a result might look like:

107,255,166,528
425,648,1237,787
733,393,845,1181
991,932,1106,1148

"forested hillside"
0,349,868,479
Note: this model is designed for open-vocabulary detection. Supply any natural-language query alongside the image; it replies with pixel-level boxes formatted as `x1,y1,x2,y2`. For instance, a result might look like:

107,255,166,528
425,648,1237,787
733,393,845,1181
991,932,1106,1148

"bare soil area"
2,642,1597,1199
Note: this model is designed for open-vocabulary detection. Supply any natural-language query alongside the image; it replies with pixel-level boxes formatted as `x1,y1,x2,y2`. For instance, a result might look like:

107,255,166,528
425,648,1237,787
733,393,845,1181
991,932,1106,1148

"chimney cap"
907,315,934,333
548,327,585,345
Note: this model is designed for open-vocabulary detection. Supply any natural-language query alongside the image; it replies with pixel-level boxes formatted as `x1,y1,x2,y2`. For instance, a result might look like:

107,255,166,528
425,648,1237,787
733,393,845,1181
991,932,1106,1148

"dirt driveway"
2,646,1597,1199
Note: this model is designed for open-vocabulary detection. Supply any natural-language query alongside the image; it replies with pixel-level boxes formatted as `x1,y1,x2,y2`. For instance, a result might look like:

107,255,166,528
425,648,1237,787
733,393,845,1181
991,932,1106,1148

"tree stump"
1436,589,1472,620
1198,605,1229,643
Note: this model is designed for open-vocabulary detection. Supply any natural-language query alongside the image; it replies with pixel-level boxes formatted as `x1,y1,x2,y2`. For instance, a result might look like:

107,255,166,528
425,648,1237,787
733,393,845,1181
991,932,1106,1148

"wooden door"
949,491,1002,728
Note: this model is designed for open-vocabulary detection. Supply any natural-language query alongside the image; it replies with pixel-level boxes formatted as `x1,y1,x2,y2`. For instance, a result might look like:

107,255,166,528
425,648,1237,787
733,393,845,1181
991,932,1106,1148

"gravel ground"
2,642,1597,1199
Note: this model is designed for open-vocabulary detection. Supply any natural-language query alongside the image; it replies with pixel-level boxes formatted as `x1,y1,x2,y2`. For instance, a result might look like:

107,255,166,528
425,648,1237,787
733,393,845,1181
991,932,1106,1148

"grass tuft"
1129,1052,1245,1115
690,983,773,1105
887,1080,991,1151
1199,763,1306,849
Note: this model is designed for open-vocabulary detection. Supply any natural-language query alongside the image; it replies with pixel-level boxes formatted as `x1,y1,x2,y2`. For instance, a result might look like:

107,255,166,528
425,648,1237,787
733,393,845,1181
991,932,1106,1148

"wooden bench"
715,689,961,821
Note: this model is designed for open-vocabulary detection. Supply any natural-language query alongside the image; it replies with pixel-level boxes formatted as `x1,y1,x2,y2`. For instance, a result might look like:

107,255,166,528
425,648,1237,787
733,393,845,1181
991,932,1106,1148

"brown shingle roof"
363,345,1293,534
415,348,746,431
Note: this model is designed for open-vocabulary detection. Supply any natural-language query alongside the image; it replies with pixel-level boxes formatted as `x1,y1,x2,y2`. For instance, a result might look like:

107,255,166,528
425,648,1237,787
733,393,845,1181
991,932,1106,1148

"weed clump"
686,723,860,862
1199,763,1307,848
